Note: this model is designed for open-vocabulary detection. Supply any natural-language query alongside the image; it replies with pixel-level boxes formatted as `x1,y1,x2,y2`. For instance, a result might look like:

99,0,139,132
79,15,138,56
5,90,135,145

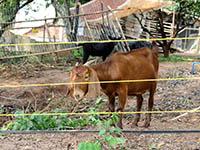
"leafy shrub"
1,99,127,149
78,114,126,150
71,48,83,59
78,142,102,150
2,98,106,131
2,110,90,131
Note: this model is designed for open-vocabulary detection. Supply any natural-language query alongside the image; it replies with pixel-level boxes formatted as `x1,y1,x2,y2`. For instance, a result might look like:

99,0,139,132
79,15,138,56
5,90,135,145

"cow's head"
67,65,101,101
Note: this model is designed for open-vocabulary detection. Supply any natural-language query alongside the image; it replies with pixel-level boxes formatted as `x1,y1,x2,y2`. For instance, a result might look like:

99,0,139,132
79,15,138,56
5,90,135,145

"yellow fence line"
0,77,200,89
0,109,200,117
0,36,200,47
0,36,199,60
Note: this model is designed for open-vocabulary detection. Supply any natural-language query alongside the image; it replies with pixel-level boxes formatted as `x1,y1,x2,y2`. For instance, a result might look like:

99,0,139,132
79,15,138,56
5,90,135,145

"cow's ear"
67,83,73,97
67,69,75,97
85,68,101,98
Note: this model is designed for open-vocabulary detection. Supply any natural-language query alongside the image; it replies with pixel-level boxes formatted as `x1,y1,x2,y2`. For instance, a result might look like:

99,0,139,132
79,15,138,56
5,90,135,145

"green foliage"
97,115,126,149
166,0,200,24
71,48,83,59
79,114,126,150
150,0,200,57
2,99,104,131
0,0,90,23
0,0,18,22
2,110,90,131
78,142,101,150
104,135,126,149
0,0,36,37
1,99,127,149
175,0,200,17
166,0,200,15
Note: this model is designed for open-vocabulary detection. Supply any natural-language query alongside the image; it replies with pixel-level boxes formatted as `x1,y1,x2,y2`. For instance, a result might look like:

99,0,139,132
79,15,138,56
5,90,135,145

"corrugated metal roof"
71,0,173,22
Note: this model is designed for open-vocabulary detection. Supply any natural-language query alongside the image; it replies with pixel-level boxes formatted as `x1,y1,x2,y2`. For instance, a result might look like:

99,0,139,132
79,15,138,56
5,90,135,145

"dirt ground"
0,61,200,149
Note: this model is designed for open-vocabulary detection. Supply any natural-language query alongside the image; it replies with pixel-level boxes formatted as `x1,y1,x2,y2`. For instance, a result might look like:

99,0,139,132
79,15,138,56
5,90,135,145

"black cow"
128,41,153,50
80,36,121,64
80,37,153,64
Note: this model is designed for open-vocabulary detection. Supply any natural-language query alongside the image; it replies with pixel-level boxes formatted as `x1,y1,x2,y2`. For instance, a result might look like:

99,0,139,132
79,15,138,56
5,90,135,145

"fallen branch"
171,106,200,121
28,90,38,112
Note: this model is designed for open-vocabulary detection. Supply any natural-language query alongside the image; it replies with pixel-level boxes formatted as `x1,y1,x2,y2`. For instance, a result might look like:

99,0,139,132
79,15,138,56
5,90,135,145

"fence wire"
1,129,200,135
0,76,199,89
0,109,200,117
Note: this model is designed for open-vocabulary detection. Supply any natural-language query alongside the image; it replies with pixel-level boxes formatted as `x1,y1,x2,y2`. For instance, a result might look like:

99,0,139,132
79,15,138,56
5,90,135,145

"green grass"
159,55,199,62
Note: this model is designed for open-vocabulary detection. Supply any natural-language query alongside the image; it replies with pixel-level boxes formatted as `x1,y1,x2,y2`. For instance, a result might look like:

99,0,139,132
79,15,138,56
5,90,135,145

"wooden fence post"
197,27,200,53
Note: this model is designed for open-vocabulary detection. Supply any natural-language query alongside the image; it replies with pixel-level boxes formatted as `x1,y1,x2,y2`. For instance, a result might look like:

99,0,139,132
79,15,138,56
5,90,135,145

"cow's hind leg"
144,85,156,127
107,94,117,126
133,94,143,126
116,85,128,129
108,95,115,112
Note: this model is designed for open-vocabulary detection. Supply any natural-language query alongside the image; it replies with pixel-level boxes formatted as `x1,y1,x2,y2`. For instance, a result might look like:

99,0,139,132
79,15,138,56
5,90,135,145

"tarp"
115,0,173,19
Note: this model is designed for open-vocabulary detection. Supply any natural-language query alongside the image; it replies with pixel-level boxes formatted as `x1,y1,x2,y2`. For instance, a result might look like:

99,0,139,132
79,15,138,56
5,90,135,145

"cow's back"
105,48,158,94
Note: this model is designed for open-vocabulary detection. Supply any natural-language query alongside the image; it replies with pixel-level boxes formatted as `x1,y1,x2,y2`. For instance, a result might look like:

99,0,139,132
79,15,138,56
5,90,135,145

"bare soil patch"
0,61,200,149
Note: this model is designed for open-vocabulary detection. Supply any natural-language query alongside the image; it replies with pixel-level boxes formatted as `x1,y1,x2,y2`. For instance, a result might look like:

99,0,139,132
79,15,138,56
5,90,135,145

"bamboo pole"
45,23,52,42
107,6,130,52
43,18,46,42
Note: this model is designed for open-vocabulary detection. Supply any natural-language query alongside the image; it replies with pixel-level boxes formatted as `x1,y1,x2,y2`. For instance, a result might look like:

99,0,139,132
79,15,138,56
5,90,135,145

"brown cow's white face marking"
69,66,90,101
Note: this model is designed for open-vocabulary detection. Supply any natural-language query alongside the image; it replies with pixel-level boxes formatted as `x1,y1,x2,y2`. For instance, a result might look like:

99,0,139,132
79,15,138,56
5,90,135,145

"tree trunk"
163,43,170,57
73,1,80,41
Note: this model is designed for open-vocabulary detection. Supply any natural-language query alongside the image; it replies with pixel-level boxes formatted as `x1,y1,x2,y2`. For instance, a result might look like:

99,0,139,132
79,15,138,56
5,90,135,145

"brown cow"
68,47,159,128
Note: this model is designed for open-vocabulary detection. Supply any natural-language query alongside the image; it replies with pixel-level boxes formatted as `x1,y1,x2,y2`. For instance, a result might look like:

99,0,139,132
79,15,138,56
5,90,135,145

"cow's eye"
76,73,81,77
85,73,89,80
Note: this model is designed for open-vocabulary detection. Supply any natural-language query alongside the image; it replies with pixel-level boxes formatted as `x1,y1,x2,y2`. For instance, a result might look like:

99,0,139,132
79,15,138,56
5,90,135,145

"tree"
0,0,34,38
134,0,200,57
0,0,90,39
51,0,90,41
